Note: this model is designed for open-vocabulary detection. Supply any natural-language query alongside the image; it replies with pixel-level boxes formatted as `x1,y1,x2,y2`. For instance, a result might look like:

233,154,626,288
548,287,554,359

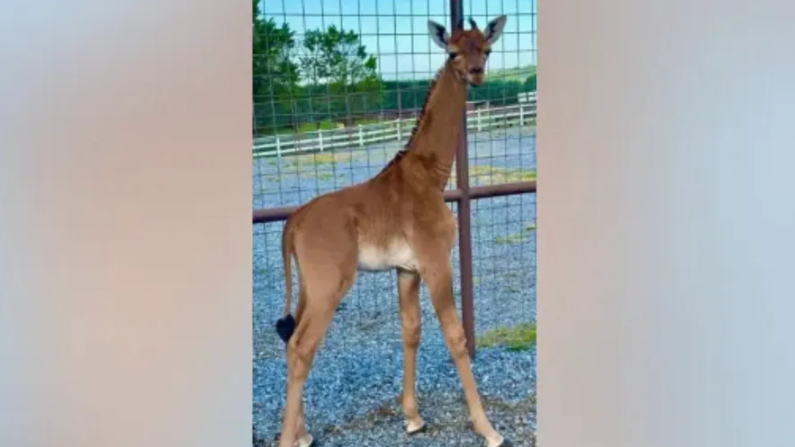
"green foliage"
378,80,430,111
252,5,537,136
524,73,537,91
478,322,537,351
299,26,378,87
253,0,301,133
298,25,383,125
468,80,526,104
252,11,300,132
374,78,532,112
489,65,536,82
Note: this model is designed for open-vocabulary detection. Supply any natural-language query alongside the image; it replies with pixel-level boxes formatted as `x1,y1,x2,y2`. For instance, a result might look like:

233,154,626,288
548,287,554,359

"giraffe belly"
357,241,419,272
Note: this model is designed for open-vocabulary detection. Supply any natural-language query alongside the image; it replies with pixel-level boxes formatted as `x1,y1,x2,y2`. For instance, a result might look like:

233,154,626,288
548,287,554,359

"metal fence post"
450,0,476,358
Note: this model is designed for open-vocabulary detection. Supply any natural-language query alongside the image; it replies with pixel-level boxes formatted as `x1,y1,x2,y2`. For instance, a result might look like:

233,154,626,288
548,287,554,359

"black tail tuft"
275,314,296,343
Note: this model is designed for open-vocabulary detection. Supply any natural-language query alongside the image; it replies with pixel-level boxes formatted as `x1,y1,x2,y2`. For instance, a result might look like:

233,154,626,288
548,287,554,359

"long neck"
378,60,468,188
410,61,468,188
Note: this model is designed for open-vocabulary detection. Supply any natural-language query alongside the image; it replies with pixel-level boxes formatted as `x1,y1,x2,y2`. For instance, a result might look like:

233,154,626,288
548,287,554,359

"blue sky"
261,0,536,81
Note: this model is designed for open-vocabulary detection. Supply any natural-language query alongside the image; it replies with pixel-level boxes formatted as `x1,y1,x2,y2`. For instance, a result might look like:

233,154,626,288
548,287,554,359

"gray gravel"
253,127,537,446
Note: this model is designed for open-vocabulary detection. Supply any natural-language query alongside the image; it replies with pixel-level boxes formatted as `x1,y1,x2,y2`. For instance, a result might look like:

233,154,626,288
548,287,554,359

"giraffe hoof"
407,423,427,435
405,418,426,435
485,434,511,447
274,433,316,447
295,434,316,447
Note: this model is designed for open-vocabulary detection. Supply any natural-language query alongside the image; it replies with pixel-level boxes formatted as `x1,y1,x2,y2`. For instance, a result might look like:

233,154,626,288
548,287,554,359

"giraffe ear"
428,20,449,50
484,14,507,45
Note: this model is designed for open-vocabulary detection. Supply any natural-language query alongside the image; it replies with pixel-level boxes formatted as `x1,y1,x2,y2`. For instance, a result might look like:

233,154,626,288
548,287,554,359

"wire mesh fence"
253,0,536,445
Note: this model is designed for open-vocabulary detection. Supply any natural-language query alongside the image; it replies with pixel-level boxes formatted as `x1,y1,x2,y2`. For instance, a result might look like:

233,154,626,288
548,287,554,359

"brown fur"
375,68,443,177
275,15,509,447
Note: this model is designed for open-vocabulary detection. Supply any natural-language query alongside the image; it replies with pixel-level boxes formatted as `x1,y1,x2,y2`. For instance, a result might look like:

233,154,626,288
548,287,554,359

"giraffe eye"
449,52,459,59
484,49,492,57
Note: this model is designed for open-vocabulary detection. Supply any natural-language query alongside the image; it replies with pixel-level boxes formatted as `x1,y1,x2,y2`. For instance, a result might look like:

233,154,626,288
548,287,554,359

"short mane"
375,63,448,176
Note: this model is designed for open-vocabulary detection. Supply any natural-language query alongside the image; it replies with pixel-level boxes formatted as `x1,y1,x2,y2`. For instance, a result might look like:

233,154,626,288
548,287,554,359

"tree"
298,25,382,126
252,0,299,133
523,73,537,92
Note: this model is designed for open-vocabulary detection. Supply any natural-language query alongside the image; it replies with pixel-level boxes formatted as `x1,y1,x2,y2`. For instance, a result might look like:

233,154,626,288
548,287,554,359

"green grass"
258,170,340,184
495,233,526,245
477,322,537,352
261,159,536,186
526,222,537,231
278,151,363,168
260,147,362,168
487,65,537,82
258,120,340,136
295,121,339,132
451,166,536,186
355,118,384,126
255,117,408,137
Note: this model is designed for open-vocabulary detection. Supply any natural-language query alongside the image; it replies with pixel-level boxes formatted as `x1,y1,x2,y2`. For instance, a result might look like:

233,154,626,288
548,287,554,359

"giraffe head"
428,15,507,87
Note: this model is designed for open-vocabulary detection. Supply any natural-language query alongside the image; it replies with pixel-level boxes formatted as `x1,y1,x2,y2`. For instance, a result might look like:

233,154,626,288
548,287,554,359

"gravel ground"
253,126,537,446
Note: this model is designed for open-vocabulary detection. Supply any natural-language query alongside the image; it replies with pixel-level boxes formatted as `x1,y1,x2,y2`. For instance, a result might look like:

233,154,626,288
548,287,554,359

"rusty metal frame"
252,0,536,358
252,181,536,224
450,0,477,357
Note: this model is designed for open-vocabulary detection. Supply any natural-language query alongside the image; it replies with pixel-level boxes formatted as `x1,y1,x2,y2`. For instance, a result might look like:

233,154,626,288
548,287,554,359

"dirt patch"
255,392,536,447
322,400,403,435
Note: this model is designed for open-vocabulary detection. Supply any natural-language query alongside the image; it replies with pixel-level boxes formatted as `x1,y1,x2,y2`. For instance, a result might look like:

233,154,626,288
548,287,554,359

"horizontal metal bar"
469,180,537,199
252,180,536,224
253,205,297,224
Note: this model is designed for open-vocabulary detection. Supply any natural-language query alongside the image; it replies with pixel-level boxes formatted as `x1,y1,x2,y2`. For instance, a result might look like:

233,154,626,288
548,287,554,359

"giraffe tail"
275,219,297,343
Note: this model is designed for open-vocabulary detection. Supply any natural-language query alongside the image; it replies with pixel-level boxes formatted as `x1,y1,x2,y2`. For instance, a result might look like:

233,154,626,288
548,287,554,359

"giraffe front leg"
420,259,509,447
397,269,426,434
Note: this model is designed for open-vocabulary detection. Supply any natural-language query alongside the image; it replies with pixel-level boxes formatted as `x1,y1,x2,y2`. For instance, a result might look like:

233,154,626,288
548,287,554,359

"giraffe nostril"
469,67,484,75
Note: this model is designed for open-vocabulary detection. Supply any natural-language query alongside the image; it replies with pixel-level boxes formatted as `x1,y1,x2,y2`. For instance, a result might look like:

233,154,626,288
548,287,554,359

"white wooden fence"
252,101,537,158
